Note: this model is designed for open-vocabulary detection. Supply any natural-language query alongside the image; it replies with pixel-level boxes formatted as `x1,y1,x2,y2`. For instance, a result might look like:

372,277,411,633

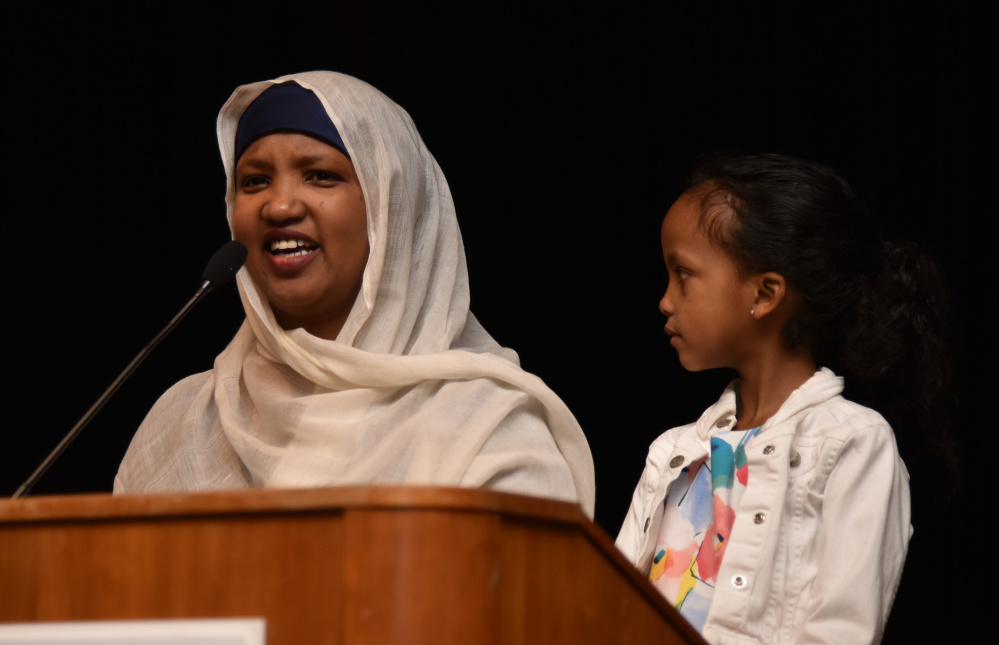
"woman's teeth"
269,239,316,256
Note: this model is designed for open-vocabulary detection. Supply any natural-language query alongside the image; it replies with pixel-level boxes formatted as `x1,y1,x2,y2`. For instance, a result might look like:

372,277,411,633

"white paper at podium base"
0,618,265,645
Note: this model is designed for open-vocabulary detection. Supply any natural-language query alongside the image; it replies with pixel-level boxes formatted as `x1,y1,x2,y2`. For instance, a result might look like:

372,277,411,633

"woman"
114,72,595,515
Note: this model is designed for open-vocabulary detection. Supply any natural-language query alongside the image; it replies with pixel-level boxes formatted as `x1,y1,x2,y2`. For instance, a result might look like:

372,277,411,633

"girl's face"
659,190,759,372
233,132,369,340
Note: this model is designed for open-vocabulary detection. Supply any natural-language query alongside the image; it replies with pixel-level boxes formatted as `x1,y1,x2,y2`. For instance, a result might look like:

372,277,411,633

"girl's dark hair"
687,152,957,479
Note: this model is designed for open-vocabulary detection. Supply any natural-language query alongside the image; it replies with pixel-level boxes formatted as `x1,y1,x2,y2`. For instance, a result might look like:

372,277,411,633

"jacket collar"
693,368,843,440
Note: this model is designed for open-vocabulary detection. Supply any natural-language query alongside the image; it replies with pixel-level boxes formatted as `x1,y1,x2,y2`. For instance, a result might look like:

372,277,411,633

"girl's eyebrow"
665,251,689,266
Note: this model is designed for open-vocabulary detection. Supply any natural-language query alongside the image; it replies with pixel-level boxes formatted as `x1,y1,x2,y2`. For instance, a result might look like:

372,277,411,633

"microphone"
199,240,249,293
11,240,247,499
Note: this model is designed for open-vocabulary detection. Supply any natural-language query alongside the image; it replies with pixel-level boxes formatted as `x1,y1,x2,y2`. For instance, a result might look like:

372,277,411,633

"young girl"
616,153,953,644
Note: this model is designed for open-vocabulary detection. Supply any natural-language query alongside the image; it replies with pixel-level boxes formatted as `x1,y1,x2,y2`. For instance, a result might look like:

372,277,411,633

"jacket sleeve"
616,427,695,569
798,424,912,644
615,467,653,565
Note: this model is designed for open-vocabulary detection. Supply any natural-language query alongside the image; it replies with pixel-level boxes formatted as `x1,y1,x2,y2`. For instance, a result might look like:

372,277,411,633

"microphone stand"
12,241,247,499
12,282,215,499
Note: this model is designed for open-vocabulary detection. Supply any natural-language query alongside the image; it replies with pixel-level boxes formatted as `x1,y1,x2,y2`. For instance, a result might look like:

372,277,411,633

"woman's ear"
751,272,788,318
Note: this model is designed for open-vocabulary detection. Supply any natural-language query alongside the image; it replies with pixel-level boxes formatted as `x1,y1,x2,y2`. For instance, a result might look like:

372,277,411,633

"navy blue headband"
234,82,349,162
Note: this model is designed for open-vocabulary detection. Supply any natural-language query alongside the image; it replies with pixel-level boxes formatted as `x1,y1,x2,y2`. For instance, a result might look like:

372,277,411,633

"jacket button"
732,575,748,589
644,517,651,532
763,445,775,455
790,451,802,467
670,456,685,468
753,512,766,524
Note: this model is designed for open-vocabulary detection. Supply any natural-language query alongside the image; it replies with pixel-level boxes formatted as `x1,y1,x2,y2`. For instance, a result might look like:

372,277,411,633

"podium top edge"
0,485,588,525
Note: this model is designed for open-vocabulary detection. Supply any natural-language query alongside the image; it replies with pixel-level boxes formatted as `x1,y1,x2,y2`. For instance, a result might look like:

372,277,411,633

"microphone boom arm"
11,240,246,499
12,281,214,499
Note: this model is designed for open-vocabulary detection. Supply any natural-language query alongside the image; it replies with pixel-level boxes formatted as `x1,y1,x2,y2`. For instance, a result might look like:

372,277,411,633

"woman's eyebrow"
291,154,335,167
237,154,338,172
236,157,274,171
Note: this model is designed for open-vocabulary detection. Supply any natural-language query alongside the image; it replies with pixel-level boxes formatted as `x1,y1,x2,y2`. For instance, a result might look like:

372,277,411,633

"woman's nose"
262,180,306,221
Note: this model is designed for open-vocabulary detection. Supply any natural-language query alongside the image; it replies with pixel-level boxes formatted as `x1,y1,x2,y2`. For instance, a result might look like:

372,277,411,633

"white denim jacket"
616,369,911,644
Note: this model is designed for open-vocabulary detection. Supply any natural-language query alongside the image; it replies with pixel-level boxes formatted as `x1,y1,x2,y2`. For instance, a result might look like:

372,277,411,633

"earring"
750,308,756,316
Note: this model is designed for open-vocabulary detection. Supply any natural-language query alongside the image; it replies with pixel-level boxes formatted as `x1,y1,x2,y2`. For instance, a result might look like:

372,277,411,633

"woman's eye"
308,170,341,184
240,175,269,189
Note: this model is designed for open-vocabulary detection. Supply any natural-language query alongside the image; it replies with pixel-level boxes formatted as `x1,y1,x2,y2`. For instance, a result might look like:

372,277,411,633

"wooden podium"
0,487,705,644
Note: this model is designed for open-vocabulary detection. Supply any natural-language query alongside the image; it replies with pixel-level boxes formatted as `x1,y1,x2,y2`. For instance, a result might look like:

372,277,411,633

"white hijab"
115,71,595,515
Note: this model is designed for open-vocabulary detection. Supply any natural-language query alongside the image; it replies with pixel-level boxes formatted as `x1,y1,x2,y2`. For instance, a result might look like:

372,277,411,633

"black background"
6,4,992,641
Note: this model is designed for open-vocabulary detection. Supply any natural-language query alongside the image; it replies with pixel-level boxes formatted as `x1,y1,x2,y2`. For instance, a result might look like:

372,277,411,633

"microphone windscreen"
201,240,248,288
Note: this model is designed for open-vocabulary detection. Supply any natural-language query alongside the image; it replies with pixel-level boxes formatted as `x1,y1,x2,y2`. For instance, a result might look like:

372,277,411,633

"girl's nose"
659,290,673,317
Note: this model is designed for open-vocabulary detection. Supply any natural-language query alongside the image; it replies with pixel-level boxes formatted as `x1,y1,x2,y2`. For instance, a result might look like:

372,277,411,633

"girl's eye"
675,268,690,281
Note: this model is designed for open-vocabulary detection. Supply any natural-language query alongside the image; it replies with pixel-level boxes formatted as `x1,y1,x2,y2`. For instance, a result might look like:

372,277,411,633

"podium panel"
0,487,705,644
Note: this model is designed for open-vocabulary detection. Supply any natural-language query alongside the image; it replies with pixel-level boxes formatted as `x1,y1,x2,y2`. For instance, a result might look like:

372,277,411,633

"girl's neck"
733,348,817,430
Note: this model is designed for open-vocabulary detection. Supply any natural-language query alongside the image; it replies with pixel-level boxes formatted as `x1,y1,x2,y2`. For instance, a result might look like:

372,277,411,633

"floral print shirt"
649,426,762,630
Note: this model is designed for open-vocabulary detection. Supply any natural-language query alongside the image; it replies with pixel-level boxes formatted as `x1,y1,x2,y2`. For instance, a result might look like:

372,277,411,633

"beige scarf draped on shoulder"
114,71,595,516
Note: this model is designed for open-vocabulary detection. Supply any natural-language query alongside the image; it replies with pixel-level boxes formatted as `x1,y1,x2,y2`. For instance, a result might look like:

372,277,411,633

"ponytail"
841,241,959,481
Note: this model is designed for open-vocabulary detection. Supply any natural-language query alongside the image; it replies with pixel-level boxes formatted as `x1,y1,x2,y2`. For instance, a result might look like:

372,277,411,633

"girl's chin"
675,352,712,373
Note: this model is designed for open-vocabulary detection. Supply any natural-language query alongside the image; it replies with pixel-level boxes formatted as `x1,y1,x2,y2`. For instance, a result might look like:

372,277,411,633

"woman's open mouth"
263,231,320,272
269,238,318,257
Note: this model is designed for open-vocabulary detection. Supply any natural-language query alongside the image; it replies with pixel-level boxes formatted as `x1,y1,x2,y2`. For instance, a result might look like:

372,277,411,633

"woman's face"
233,131,368,340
